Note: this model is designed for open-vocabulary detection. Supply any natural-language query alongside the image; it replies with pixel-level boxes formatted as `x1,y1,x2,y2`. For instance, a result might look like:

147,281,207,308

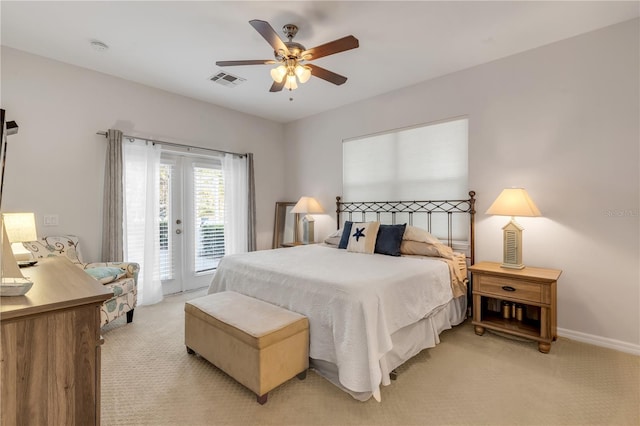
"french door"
159,152,225,294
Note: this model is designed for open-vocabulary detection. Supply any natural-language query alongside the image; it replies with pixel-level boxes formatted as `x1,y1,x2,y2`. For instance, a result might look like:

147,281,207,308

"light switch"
43,215,59,226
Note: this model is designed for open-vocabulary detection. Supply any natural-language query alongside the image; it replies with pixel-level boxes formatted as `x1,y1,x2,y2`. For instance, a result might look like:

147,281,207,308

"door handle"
176,229,182,234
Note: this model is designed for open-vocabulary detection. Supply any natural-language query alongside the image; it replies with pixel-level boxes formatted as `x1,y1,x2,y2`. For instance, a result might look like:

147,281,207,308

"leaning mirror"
272,202,297,248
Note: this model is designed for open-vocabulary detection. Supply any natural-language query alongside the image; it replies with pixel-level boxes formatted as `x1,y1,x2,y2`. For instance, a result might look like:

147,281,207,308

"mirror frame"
272,202,297,248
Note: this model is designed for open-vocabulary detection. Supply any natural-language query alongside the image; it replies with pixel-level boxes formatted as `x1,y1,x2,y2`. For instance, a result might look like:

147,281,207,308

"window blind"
343,117,469,240
159,162,174,280
193,165,225,273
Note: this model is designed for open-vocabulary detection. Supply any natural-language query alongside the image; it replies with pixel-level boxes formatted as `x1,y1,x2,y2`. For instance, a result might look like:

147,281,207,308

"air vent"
209,71,246,87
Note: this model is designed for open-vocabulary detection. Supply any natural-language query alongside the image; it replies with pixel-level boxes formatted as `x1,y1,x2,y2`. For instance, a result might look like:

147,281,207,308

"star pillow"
346,222,380,254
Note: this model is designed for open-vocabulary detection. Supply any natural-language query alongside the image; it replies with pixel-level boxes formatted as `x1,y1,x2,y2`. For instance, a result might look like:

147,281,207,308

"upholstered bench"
184,291,309,404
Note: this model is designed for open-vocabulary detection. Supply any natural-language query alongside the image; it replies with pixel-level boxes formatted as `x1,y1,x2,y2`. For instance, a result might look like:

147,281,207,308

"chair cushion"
85,266,126,284
103,277,136,297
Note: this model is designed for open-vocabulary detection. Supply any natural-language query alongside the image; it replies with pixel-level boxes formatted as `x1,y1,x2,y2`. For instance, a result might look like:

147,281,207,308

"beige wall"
2,19,637,352
1,47,286,261
283,20,640,351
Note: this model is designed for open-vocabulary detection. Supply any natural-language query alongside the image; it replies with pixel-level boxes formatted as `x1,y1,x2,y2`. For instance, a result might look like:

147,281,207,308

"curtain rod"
96,131,246,157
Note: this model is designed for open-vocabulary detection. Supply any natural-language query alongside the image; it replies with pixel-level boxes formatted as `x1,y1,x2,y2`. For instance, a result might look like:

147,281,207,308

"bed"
207,192,476,401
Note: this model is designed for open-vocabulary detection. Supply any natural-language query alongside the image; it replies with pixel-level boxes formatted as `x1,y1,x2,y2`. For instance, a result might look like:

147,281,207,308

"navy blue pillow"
338,221,353,249
374,224,407,256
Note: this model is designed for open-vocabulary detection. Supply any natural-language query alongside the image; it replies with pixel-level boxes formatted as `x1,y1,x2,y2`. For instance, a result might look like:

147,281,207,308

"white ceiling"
2,1,638,123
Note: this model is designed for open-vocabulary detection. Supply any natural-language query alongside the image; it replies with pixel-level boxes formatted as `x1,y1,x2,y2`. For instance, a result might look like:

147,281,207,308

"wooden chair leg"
126,309,134,323
257,393,268,405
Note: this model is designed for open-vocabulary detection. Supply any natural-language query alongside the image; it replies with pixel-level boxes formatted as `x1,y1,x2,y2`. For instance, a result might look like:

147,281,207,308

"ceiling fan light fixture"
284,74,298,90
295,65,312,83
270,65,287,83
217,20,358,93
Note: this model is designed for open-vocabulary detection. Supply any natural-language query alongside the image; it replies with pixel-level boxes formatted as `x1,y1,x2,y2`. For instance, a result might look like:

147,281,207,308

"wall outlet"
43,215,59,226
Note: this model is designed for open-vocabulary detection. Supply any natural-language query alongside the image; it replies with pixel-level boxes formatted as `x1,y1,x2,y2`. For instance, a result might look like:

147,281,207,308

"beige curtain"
247,153,256,252
101,129,123,261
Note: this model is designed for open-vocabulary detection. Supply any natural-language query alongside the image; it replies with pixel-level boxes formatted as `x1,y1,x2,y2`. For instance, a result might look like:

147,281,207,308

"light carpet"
101,290,639,426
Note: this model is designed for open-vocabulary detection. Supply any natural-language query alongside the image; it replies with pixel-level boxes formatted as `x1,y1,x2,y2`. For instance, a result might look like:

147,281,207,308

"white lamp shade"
486,188,541,217
270,65,287,83
291,197,324,214
2,212,37,242
284,74,298,90
295,65,311,83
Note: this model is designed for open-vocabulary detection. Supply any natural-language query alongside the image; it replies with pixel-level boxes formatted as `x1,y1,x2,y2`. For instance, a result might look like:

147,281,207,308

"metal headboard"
336,191,476,265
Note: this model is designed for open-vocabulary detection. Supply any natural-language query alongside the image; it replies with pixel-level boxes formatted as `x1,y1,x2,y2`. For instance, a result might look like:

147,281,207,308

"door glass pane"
193,165,225,273
159,162,174,280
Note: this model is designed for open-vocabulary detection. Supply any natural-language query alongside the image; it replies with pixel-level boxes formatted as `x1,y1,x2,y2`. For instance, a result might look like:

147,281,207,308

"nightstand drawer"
476,275,542,304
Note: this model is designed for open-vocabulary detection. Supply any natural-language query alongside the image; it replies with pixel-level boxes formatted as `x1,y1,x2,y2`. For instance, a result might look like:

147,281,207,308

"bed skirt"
310,294,467,401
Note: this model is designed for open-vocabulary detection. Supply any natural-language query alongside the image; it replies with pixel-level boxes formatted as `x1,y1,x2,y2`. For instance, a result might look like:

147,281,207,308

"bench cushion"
185,291,308,349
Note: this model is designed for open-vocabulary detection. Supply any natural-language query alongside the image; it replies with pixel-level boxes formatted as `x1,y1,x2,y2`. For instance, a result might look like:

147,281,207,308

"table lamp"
485,188,540,269
290,197,324,244
2,212,38,266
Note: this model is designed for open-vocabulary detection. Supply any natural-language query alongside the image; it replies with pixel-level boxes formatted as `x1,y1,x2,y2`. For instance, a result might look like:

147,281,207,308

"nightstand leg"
472,294,482,322
538,342,551,354
473,293,484,336
540,306,551,342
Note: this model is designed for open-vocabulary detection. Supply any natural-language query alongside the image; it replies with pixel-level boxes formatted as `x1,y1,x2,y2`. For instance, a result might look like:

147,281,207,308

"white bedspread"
207,244,453,401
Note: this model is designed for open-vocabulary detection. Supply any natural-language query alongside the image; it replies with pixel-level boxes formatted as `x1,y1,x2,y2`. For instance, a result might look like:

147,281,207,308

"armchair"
23,235,138,327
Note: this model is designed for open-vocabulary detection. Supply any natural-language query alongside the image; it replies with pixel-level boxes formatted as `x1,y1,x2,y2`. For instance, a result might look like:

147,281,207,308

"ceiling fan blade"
302,35,359,60
269,80,285,92
216,60,276,67
306,64,348,85
249,19,290,56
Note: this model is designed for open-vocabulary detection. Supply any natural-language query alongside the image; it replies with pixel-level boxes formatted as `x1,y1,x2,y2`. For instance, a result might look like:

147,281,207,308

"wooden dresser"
1,257,112,425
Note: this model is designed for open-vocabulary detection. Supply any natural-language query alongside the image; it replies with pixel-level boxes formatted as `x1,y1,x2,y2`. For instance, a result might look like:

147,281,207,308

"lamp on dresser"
486,188,541,269
290,196,324,244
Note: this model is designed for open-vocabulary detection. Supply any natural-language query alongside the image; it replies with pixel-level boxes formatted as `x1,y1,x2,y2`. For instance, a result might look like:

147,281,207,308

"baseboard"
558,328,640,356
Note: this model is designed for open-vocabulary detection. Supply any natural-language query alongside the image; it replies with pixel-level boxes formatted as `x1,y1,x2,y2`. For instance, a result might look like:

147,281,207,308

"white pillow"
325,228,342,238
324,228,343,246
403,225,440,244
346,222,380,254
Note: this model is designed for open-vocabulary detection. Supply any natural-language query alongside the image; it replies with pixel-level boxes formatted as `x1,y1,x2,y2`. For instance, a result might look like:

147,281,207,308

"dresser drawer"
475,274,543,304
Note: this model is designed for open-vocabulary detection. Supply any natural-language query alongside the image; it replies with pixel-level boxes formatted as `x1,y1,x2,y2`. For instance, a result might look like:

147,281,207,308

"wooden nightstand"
469,261,562,353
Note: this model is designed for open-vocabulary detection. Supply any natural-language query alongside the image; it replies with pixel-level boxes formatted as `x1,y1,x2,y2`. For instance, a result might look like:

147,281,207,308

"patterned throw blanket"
440,252,469,298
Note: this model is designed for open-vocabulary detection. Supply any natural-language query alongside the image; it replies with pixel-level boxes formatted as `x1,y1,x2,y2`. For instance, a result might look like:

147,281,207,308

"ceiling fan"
216,19,359,92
